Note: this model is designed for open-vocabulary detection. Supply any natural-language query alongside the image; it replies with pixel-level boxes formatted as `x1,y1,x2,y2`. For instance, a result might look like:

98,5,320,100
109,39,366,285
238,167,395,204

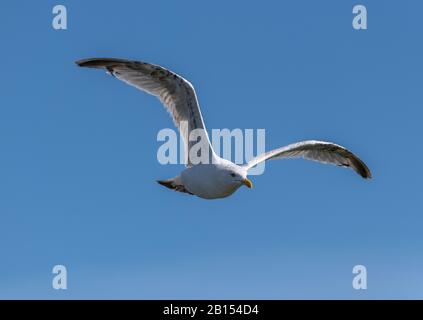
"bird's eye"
230,173,236,177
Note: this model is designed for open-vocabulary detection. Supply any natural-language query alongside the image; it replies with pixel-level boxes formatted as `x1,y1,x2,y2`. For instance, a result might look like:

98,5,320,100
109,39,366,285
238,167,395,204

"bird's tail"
157,176,193,195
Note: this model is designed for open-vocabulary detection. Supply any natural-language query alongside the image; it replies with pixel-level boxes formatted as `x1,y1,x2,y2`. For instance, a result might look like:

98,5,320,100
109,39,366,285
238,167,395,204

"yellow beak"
243,178,253,189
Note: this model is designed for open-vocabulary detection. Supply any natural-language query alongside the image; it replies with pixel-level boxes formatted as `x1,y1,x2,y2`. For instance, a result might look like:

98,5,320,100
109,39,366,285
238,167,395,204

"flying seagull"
76,58,371,199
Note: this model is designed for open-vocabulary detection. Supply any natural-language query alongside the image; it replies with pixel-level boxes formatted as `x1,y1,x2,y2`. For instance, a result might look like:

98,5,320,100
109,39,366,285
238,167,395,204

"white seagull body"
76,58,371,199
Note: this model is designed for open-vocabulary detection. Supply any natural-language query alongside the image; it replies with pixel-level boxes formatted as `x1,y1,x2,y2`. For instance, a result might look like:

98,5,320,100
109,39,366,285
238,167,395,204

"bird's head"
222,165,253,189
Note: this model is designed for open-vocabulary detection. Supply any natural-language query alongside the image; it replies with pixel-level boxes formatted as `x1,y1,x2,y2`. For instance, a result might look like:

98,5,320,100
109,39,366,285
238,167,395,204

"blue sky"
0,0,422,299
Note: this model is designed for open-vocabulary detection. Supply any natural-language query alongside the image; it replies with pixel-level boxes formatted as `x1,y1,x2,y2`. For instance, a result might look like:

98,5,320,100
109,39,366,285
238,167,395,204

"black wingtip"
75,57,131,68
75,58,104,68
75,59,89,67
362,171,372,179
365,169,372,179
357,161,372,179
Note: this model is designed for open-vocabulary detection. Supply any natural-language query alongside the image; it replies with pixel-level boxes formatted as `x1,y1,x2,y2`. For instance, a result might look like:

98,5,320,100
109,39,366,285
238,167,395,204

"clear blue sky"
0,0,422,299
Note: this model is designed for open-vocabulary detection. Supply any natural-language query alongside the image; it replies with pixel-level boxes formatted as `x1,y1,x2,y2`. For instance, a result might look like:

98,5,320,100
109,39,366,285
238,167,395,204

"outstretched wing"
76,58,215,166
243,140,371,179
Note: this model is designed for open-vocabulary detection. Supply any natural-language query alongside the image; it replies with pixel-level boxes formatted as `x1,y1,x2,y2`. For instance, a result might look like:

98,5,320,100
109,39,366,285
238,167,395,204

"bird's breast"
181,165,240,199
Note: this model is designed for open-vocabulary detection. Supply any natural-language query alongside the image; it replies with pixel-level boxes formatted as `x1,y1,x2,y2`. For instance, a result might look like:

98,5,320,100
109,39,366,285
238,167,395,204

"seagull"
76,58,371,199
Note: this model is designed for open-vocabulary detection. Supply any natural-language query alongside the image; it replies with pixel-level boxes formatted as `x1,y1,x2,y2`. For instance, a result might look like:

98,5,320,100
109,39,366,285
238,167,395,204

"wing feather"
76,58,215,166
243,140,371,179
